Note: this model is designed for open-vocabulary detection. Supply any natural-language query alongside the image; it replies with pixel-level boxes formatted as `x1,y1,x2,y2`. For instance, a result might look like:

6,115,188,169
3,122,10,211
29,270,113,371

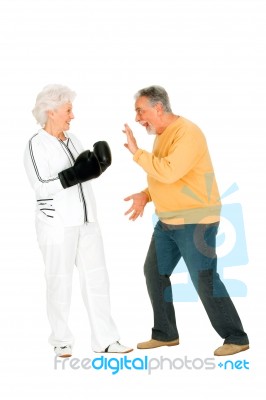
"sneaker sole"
107,348,134,354
58,353,72,358
95,348,134,354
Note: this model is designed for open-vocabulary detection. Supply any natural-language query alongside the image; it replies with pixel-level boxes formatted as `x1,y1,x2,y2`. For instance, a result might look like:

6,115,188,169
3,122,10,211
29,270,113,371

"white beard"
146,128,156,135
140,121,156,135
143,123,156,135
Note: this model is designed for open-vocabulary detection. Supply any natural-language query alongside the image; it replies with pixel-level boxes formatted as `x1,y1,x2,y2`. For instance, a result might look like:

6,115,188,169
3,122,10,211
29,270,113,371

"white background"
0,0,265,398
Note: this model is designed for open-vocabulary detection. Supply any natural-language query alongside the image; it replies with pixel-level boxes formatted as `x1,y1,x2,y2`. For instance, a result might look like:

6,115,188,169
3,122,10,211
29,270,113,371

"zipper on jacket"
59,139,88,223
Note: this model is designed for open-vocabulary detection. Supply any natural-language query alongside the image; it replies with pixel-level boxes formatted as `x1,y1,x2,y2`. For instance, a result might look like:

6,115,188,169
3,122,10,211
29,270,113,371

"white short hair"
32,84,76,126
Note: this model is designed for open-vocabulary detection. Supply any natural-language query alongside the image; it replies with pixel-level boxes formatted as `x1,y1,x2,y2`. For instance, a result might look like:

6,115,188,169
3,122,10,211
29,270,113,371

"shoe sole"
58,354,72,358
95,348,134,354
105,348,134,354
137,342,179,349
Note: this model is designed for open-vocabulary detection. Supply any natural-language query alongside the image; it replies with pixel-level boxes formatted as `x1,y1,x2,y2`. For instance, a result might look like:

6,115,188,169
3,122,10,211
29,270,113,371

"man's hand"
124,192,149,221
123,123,139,154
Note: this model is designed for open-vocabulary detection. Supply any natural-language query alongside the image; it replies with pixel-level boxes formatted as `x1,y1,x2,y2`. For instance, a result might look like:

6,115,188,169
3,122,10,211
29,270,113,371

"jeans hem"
151,335,179,342
223,340,249,345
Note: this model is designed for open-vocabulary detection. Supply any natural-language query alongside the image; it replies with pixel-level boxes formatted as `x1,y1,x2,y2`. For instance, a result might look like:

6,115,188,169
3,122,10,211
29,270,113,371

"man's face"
135,96,160,135
52,102,74,132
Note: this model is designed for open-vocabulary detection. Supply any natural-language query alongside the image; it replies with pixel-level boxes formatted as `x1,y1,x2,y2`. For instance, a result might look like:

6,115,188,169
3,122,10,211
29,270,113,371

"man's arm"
123,123,206,184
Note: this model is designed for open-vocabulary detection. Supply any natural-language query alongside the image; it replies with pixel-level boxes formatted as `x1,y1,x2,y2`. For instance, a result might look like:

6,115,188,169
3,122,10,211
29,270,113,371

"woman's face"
50,102,74,132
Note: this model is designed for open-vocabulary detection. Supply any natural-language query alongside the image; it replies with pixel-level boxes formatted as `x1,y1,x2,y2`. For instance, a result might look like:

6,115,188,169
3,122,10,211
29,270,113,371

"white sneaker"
103,341,133,354
54,345,72,358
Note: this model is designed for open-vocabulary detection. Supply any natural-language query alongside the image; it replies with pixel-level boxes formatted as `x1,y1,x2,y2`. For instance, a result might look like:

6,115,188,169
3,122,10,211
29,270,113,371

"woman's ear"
47,109,55,120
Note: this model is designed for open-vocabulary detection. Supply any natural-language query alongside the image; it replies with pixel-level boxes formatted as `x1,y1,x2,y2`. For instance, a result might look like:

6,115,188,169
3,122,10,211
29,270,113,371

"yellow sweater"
133,116,221,225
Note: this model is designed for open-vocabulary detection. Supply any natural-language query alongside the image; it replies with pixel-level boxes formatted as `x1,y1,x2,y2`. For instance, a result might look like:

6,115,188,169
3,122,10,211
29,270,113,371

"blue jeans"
144,221,249,345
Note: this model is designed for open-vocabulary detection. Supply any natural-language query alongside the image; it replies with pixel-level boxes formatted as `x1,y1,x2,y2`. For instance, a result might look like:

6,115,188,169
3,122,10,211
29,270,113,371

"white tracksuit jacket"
24,128,97,227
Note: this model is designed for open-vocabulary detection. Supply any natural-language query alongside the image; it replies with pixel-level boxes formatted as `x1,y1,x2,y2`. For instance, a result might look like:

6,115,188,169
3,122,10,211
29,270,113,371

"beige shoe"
214,343,249,356
137,339,179,349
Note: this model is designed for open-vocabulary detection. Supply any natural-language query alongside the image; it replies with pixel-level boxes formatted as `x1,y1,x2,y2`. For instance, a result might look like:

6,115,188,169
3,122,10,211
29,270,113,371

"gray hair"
32,84,76,126
134,85,172,113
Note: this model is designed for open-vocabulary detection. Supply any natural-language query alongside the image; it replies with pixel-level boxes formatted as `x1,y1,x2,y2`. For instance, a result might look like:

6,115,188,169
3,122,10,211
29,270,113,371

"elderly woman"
24,84,132,357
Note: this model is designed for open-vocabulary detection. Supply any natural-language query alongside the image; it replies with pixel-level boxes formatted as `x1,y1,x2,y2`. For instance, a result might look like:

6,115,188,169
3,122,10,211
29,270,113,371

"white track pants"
35,219,120,351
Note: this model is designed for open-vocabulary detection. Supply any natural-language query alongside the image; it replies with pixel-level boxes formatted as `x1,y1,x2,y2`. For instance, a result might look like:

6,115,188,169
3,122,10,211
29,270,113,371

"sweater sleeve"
24,138,64,198
141,188,152,202
133,130,206,184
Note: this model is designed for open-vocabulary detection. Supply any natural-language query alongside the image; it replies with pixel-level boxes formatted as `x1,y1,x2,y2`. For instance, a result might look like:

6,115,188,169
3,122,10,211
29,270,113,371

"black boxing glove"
93,141,112,172
59,150,101,189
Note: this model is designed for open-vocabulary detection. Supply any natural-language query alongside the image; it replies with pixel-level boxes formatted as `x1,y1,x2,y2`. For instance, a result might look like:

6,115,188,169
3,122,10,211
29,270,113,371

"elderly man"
123,85,249,356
